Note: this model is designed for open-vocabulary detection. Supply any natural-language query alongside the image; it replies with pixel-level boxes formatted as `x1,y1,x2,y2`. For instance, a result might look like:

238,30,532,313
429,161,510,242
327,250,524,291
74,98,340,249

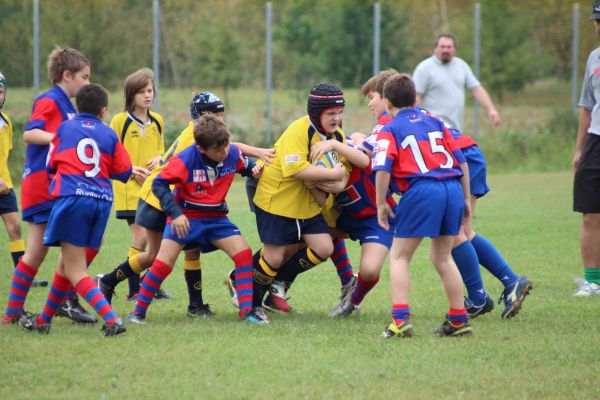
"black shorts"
254,206,329,245
574,134,600,213
0,189,18,215
116,210,136,220
134,199,167,232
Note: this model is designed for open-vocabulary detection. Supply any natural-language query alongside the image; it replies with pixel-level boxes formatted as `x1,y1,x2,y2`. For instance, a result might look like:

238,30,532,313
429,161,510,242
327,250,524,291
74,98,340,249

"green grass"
0,171,598,399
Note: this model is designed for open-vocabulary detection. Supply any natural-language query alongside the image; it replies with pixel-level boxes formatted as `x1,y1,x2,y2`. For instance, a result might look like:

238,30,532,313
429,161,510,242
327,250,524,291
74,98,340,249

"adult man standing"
572,1,600,297
413,33,500,131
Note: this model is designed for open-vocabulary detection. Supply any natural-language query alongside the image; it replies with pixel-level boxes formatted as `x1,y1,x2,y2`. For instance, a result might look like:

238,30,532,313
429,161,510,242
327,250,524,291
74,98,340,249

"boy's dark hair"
434,33,456,48
361,69,399,97
383,73,416,109
47,46,90,85
194,114,230,150
76,84,108,116
124,68,154,113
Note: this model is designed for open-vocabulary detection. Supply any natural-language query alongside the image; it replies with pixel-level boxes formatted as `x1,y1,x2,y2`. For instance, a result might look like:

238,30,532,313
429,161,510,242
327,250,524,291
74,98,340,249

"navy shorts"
393,179,464,238
0,189,18,215
463,146,490,198
337,212,394,249
162,216,239,252
135,199,167,233
116,210,136,221
574,134,600,213
44,196,111,248
255,206,329,245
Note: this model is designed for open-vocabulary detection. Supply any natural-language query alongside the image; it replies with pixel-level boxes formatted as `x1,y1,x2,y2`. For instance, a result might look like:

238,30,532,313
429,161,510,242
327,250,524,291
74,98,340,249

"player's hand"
310,140,336,163
132,166,151,185
572,150,582,172
0,179,8,195
171,215,190,239
488,109,501,126
257,148,275,165
146,155,162,171
377,203,395,231
329,162,346,180
304,179,316,190
350,132,367,146
315,180,344,194
252,163,264,179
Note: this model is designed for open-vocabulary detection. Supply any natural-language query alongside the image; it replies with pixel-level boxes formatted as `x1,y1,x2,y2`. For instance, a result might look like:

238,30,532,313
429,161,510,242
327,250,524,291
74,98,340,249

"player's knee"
582,213,600,229
6,222,21,240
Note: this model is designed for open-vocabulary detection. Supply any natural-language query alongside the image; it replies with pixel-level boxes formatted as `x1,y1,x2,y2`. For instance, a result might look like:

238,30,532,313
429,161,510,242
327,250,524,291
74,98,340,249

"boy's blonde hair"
47,46,90,85
123,68,155,113
361,69,399,97
194,114,230,150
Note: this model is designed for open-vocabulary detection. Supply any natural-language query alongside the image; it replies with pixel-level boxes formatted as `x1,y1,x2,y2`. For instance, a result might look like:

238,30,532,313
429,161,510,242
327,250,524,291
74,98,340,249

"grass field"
0,171,598,399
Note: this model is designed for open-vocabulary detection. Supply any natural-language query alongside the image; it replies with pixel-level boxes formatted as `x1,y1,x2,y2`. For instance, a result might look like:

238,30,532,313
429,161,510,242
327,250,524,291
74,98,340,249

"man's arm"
471,85,500,126
573,107,592,171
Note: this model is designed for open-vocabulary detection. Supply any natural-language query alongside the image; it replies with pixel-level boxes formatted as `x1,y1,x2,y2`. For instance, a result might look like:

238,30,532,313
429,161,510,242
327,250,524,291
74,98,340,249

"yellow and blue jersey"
253,115,351,220
0,111,13,189
111,110,164,213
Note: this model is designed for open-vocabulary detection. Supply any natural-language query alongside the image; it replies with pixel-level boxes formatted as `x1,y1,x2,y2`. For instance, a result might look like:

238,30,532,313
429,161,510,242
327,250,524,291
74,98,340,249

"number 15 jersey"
48,113,132,201
372,107,465,194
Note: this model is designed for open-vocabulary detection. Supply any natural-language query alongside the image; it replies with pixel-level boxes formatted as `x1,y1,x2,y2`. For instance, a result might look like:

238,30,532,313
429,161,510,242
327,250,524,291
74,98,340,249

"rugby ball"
313,151,340,168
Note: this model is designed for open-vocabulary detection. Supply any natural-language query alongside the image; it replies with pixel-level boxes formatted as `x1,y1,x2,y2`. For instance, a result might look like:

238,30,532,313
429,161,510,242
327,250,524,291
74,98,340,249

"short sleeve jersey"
372,107,465,194
0,112,14,188
413,55,480,131
110,110,165,212
153,143,247,219
21,85,76,219
48,113,132,201
253,115,351,219
579,47,600,136
138,121,195,210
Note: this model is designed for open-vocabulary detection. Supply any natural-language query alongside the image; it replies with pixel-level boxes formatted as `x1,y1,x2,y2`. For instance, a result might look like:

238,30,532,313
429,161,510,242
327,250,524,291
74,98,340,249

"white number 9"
77,138,101,177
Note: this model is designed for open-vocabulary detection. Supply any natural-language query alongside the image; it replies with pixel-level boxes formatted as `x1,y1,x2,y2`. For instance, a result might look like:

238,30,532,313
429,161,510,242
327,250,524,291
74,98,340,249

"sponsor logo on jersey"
193,169,207,182
372,139,390,167
409,114,422,123
285,154,301,163
81,120,96,129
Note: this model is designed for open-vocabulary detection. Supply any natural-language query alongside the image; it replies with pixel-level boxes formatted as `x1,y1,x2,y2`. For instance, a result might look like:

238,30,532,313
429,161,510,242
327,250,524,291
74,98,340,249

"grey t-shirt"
579,47,600,136
413,55,480,131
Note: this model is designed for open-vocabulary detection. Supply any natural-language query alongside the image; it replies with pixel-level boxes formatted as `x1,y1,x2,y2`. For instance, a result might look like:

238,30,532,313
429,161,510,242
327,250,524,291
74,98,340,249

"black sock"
128,273,141,296
276,247,325,286
102,259,136,288
252,250,276,307
185,269,203,306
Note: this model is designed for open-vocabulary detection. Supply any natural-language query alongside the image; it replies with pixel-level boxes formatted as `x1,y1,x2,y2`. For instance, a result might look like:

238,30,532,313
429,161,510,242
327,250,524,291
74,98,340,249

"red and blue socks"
331,239,354,286
232,249,254,317
351,274,379,306
452,240,487,305
134,259,173,316
85,247,100,267
471,234,518,288
447,307,468,327
392,303,411,327
75,276,118,325
8,239,25,267
37,272,72,325
3,259,37,322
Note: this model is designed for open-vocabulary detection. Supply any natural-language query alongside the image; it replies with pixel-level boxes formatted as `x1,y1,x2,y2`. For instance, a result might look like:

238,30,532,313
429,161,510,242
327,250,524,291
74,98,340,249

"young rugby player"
374,74,472,337
18,84,133,336
3,47,96,325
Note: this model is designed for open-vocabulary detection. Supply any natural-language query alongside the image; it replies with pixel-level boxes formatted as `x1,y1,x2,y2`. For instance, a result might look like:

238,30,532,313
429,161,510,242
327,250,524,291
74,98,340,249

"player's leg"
129,239,182,323
330,237,356,293
3,221,49,323
124,221,147,300
575,212,600,295
1,210,24,267
183,248,212,317
381,237,420,338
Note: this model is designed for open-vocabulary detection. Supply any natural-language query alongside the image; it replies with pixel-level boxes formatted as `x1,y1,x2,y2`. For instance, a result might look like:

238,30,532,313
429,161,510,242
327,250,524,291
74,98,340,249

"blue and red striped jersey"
372,107,465,194
336,114,396,218
414,106,478,150
48,113,132,201
153,143,249,219
21,86,77,218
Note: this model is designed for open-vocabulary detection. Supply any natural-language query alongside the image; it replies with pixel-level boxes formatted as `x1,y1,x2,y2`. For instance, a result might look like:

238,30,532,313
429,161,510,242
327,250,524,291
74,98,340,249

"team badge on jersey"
285,154,301,163
193,169,207,182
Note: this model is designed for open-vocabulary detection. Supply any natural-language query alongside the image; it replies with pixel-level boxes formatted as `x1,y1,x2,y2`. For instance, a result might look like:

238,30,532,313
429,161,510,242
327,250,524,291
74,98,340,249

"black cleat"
57,297,98,324
433,319,473,337
31,279,49,288
127,311,146,325
101,318,126,336
187,303,215,318
155,288,174,300
18,314,50,334
2,310,33,325
465,294,495,319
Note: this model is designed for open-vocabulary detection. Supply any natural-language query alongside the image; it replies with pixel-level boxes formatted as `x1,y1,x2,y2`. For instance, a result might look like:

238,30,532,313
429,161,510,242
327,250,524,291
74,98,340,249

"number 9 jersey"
48,113,133,201
372,107,465,194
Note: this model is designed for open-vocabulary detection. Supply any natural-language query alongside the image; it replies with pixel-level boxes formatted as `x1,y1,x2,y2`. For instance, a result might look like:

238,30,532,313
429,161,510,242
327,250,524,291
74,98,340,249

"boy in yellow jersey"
97,92,273,317
110,68,170,300
250,83,358,319
0,73,29,275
